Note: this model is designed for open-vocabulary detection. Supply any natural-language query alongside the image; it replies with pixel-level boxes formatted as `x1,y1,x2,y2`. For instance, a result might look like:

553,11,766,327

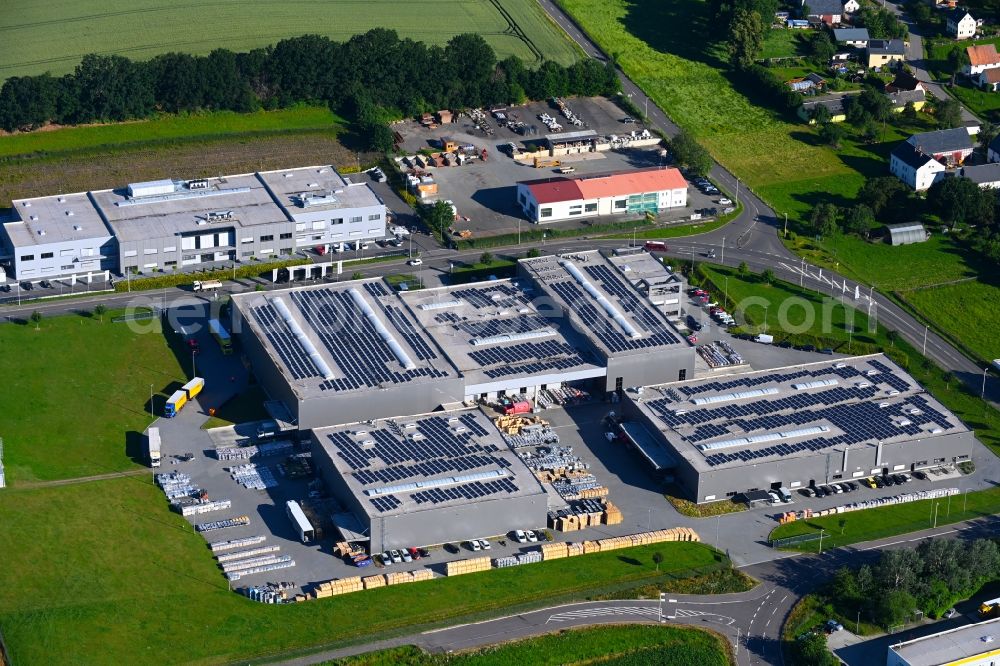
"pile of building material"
551,474,607,500
173,498,232,517
445,557,492,577
214,440,294,461
241,581,297,604
493,550,543,568
314,577,363,598
540,529,701,561
155,471,197,499
497,416,561,448
548,498,622,531
229,463,278,490
215,545,281,563
223,557,295,581
196,515,250,532
552,97,586,127
519,446,589,474
209,535,267,553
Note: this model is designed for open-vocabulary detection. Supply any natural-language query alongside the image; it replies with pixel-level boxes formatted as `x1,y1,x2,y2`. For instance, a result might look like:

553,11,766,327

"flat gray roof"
519,250,687,359
4,192,111,248
258,166,382,215
91,174,287,243
313,410,546,519
889,616,1000,666
232,279,455,398
546,129,598,144
399,279,604,389
632,355,968,474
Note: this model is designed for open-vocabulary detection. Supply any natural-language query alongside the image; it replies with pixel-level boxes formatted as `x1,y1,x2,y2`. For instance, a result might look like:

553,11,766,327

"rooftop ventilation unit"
187,179,210,190
364,469,507,497
299,192,339,208
65,211,74,216
73,225,82,231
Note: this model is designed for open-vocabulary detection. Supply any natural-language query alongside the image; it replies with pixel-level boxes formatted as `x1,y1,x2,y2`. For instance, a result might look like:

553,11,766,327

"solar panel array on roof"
549,279,678,352
469,340,589,378
324,414,520,513
452,284,530,310
646,362,953,468
250,303,323,380
290,287,448,391
455,314,550,339
582,264,679,337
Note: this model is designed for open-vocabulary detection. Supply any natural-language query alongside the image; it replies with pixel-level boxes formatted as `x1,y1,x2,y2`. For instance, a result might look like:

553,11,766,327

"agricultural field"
325,625,730,665
0,474,723,665
900,280,1000,361
761,29,806,60
787,232,980,292
0,108,361,204
0,309,186,483
0,0,579,80
0,106,343,159
556,0,891,227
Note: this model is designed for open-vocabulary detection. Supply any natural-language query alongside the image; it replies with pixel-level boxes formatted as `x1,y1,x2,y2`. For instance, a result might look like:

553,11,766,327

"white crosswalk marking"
546,606,659,623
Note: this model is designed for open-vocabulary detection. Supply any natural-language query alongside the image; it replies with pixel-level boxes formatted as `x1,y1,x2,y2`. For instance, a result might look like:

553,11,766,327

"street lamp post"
149,384,154,419
818,528,826,554
964,488,970,512
933,502,940,528
763,304,769,335
735,178,740,206
922,326,928,356
982,367,989,400
192,350,197,378
721,236,725,264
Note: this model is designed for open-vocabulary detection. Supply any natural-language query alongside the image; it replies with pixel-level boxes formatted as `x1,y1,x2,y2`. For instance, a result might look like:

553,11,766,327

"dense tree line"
829,539,1000,627
0,31,619,144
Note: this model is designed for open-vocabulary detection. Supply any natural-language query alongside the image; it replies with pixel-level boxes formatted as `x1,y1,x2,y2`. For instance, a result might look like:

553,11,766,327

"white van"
777,487,792,502
755,334,774,344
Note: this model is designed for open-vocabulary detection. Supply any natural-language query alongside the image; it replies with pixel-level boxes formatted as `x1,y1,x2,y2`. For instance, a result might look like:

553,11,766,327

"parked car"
892,474,907,485
443,543,460,554
863,477,877,489
401,549,412,563
718,197,732,205
873,476,885,488
526,530,538,543
687,315,703,331
408,258,423,266
514,530,528,544
381,551,393,565
844,482,858,492
622,116,637,124
913,470,928,480
467,540,482,552
819,348,834,355
417,547,431,558
882,475,896,487
800,487,816,498
39,280,52,289
478,538,492,550
389,549,403,563
825,620,843,633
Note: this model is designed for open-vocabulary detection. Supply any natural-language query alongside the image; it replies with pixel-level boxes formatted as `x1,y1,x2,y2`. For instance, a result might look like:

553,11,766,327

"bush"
113,257,309,292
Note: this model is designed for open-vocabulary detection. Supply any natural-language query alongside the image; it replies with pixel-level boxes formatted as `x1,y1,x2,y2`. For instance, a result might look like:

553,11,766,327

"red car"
407,547,422,560
687,335,698,344
187,338,200,354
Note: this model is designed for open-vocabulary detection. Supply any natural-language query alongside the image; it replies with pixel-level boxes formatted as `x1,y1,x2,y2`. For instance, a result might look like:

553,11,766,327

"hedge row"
113,257,310,292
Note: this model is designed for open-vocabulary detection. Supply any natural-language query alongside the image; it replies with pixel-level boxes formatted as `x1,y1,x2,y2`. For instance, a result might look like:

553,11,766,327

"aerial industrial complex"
0,166,386,282
229,249,974,517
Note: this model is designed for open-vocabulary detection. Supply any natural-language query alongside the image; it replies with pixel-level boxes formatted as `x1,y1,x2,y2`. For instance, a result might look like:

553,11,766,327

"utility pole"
818,528,825,554
724,277,729,310
982,367,988,400
783,213,788,237
721,236,725,264
933,502,939,528
922,326,928,356
735,178,740,206
149,384,154,419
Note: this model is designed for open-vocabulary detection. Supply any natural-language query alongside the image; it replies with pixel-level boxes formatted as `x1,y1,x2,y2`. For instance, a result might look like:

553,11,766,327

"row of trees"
829,538,1000,627
0,30,620,141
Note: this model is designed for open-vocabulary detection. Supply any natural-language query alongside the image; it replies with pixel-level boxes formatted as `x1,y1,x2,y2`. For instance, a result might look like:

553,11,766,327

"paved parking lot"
392,96,728,238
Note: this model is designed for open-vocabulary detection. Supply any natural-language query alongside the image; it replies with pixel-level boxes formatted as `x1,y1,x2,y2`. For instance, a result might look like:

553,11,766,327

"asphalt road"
265,514,999,666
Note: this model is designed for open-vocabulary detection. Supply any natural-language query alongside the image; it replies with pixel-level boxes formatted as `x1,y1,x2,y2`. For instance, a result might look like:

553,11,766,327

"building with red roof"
516,167,688,223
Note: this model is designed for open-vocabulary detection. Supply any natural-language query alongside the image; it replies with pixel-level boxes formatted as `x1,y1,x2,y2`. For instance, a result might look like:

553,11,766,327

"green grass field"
761,29,806,59
0,310,186,482
0,475,724,665
769,485,1000,551
899,281,1000,361
0,0,579,80
0,106,342,159
324,625,730,665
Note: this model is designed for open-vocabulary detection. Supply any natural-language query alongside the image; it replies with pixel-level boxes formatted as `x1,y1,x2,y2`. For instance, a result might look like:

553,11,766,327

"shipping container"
182,377,205,400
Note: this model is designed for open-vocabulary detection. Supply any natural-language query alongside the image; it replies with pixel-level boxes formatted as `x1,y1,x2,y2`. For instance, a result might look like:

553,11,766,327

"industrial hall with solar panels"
230,248,974,526
621,356,974,503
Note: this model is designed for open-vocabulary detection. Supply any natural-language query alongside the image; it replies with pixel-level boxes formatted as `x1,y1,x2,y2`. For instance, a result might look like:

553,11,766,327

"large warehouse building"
516,167,688,223
621,356,974,503
230,249,695,428
311,410,548,553
886,616,1000,666
0,166,385,282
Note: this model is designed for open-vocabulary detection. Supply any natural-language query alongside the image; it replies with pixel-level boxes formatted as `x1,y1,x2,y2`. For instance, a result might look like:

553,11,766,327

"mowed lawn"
327,625,729,665
0,477,723,665
0,0,578,80
901,281,1000,361
0,106,343,159
770,485,1000,551
0,311,187,482
557,0,866,216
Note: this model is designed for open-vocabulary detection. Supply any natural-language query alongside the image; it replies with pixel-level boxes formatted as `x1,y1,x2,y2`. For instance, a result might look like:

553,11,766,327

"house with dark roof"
798,96,849,123
946,9,978,39
988,134,1000,163
906,128,974,164
833,27,870,47
804,0,846,24
886,88,927,112
865,39,906,68
885,71,926,94
890,142,946,190
958,163,1000,188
